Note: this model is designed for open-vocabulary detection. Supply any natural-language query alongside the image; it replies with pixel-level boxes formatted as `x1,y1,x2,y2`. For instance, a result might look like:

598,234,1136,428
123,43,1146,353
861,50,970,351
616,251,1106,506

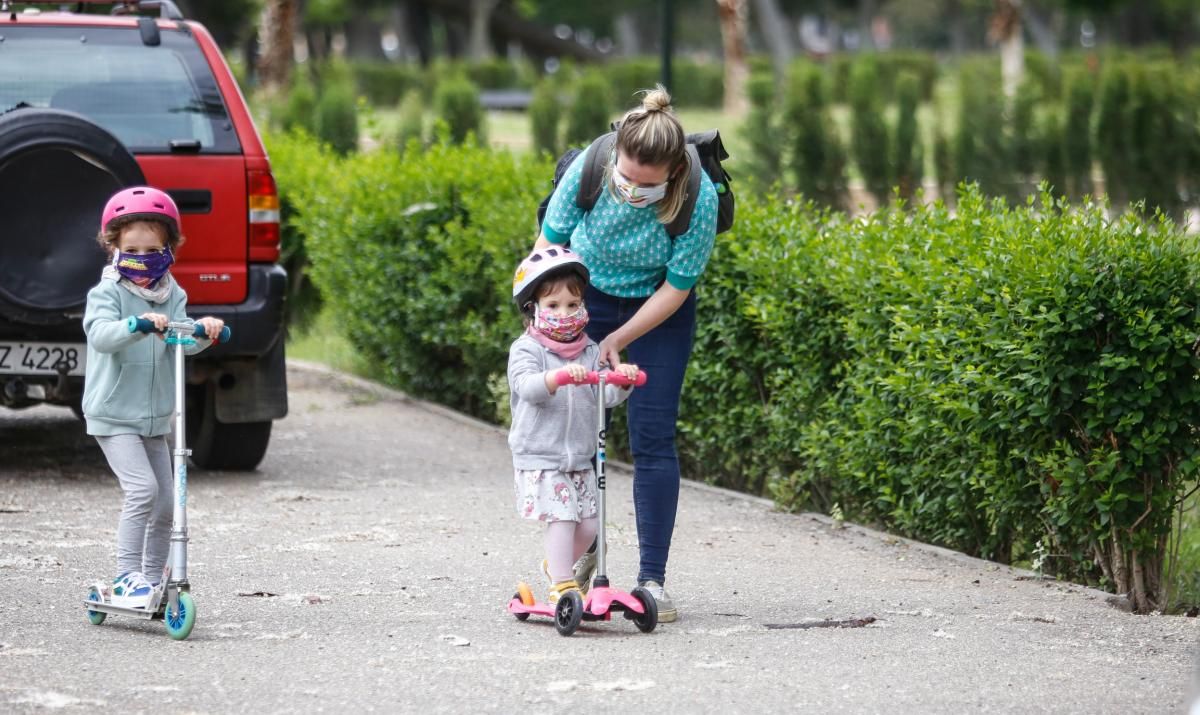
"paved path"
0,362,1196,713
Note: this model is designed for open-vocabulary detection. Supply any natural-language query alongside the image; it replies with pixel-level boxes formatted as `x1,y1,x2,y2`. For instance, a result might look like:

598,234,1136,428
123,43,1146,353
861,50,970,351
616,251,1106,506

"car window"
0,25,240,154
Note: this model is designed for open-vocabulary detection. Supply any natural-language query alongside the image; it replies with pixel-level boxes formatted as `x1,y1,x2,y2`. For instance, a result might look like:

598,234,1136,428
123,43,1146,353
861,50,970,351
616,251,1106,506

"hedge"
271,133,1200,613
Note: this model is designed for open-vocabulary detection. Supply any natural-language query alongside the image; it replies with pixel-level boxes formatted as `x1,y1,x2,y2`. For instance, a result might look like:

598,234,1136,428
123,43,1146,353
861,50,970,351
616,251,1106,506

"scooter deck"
507,585,648,620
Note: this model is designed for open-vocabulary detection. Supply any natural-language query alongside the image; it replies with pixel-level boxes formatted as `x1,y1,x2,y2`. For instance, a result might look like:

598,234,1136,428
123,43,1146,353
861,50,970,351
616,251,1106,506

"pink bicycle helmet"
512,246,589,311
101,186,180,237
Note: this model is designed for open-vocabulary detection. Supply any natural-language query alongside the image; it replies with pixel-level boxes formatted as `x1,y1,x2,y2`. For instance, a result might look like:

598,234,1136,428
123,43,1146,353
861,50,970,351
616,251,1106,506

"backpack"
535,124,734,239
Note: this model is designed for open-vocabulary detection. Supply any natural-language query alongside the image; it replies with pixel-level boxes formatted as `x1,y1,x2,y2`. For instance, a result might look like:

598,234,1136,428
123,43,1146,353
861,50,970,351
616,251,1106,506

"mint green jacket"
82,275,211,437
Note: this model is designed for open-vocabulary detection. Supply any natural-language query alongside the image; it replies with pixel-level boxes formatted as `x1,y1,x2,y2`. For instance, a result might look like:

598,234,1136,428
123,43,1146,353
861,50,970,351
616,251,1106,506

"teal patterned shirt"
541,146,719,298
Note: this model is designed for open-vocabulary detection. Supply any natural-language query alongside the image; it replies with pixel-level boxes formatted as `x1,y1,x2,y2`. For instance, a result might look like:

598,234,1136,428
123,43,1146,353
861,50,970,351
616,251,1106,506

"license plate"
0,342,86,376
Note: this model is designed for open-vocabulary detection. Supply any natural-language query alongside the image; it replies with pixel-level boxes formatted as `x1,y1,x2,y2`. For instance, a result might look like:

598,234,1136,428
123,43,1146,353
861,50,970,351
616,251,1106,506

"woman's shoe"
637,580,677,622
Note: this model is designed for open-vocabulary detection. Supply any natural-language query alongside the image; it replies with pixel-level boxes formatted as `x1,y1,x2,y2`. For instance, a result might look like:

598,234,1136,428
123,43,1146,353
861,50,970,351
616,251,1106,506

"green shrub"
565,71,614,148
279,137,551,419
954,60,1010,199
1094,61,1133,205
394,89,425,151
784,63,845,208
529,79,561,157
740,71,780,190
892,71,923,202
281,70,318,134
434,75,484,145
314,79,359,155
686,185,1200,613
1036,107,1067,200
849,57,891,205
1008,77,1040,202
1062,67,1095,201
1126,63,1184,218
352,61,426,106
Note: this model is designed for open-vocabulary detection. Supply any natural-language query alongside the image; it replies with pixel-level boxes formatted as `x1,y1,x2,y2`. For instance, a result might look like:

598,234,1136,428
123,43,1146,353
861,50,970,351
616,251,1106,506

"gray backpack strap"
664,144,702,238
576,132,617,211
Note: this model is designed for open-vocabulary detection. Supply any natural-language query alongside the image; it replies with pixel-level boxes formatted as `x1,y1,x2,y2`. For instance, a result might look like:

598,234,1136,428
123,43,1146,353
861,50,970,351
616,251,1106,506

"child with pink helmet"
508,246,639,604
82,186,224,609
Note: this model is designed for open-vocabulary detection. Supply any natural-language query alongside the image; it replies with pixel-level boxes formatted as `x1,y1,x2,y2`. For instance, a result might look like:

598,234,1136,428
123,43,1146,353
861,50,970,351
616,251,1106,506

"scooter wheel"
512,592,531,621
86,587,106,626
517,581,535,607
164,591,196,640
554,590,583,637
628,586,658,633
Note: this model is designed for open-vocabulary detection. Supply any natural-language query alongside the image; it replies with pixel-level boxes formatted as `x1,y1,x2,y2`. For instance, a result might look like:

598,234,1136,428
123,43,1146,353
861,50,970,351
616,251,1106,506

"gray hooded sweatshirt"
507,333,631,471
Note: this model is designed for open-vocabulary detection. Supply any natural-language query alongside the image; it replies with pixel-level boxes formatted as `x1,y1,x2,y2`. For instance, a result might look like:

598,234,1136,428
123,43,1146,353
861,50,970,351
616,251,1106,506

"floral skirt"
513,467,598,523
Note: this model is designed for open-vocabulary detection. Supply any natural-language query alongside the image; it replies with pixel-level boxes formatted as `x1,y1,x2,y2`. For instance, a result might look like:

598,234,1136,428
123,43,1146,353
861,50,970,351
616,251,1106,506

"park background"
146,0,1200,617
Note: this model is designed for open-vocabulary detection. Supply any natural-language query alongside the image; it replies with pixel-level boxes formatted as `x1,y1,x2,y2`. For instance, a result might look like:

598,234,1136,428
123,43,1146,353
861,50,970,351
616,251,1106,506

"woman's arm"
533,231,551,250
595,283,690,367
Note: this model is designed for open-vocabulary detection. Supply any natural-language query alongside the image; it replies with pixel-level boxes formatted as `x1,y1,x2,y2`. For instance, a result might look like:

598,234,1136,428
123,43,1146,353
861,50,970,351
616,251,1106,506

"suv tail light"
248,169,280,262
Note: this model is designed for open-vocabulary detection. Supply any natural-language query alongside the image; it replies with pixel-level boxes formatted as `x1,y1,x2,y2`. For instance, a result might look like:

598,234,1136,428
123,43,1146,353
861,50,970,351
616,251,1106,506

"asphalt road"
0,361,1196,713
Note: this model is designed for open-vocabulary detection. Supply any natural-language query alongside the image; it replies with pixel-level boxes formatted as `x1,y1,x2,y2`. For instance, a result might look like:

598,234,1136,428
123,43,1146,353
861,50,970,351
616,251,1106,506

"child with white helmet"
82,186,225,609
508,246,640,604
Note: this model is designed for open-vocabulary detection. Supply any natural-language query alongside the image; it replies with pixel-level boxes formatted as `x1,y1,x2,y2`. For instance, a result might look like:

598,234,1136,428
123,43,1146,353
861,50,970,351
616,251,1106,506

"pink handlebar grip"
555,370,648,387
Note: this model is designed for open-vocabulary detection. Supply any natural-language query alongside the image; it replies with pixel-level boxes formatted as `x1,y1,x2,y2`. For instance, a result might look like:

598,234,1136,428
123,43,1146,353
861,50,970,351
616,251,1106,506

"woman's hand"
196,316,226,341
596,335,623,369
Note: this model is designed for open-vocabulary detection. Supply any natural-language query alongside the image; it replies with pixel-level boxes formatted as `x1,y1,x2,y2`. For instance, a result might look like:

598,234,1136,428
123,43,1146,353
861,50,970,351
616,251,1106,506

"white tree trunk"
614,12,641,56
717,0,749,116
751,0,793,80
468,0,500,61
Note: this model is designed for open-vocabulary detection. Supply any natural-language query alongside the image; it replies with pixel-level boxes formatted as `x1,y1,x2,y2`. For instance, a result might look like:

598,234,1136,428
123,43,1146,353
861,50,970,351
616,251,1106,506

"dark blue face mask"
113,246,173,288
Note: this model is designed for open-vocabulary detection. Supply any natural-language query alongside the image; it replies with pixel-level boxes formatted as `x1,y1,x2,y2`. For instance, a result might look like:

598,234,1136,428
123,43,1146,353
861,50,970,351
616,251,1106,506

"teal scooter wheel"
86,587,106,626
164,591,196,640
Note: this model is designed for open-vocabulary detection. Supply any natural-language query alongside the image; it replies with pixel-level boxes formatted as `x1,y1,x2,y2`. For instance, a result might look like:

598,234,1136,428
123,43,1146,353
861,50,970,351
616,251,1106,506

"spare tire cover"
0,108,144,322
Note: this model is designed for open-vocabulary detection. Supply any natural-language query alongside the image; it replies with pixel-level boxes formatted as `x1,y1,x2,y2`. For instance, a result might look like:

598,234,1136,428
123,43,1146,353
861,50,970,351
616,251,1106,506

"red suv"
0,1,287,469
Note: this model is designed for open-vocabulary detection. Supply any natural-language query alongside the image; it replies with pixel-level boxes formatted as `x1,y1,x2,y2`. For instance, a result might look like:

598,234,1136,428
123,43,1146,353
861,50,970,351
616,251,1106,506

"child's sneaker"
638,580,677,623
110,571,153,609
547,579,581,605
573,548,597,595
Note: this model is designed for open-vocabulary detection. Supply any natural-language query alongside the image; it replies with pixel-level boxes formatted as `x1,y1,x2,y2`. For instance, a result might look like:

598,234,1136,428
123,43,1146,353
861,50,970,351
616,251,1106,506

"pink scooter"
507,369,658,636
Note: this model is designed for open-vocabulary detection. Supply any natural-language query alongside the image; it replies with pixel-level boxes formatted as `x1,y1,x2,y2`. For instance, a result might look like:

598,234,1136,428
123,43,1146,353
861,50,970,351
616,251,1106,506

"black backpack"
535,125,734,239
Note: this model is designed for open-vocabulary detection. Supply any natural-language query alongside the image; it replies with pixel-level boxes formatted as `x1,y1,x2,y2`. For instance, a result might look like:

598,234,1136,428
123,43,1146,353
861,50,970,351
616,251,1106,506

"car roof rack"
0,1,184,21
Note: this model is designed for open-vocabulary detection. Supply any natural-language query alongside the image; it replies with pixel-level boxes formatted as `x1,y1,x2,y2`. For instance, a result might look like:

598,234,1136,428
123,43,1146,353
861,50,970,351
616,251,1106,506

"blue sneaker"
111,572,153,609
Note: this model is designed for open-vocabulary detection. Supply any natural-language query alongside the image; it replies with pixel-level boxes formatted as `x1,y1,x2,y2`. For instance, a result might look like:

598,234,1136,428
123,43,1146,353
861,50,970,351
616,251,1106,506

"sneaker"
110,571,153,609
573,548,597,595
547,579,581,605
638,580,677,623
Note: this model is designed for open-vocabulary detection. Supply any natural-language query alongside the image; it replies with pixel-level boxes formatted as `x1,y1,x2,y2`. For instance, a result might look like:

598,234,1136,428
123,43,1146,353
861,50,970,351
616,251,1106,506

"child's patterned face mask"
113,246,173,288
613,166,668,208
533,305,589,342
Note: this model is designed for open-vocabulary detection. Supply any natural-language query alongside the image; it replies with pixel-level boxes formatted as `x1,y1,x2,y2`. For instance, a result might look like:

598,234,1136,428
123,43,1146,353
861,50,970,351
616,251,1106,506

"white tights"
544,518,598,582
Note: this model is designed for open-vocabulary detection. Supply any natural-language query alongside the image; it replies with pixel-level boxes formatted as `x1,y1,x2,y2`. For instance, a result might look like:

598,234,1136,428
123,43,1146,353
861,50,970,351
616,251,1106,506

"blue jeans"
584,285,696,585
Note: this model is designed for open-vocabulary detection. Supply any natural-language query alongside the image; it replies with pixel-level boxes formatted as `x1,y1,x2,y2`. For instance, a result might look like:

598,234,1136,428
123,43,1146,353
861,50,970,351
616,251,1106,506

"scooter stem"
593,372,609,589
168,326,190,585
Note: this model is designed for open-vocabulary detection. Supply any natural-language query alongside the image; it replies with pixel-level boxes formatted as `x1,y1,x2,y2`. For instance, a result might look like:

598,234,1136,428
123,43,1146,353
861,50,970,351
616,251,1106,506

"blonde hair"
605,85,689,226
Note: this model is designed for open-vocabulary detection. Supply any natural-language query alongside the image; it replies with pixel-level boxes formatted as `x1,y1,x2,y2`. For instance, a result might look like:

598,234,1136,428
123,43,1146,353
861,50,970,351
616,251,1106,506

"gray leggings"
96,434,173,579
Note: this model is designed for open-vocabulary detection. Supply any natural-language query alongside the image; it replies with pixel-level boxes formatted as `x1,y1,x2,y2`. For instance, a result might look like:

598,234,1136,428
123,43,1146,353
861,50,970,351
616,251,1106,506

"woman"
534,85,719,622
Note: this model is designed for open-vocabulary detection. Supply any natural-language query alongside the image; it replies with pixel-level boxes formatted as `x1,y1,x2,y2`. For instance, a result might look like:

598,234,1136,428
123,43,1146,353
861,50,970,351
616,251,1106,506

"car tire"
0,108,145,323
187,382,272,471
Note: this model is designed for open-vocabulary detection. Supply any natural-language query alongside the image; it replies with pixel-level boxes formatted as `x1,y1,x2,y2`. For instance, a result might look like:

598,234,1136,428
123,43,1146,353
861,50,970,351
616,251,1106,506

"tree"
257,0,296,97
717,0,749,116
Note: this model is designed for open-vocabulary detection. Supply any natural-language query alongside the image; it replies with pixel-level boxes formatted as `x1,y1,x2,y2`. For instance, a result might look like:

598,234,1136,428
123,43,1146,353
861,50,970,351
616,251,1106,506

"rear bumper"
187,264,287,358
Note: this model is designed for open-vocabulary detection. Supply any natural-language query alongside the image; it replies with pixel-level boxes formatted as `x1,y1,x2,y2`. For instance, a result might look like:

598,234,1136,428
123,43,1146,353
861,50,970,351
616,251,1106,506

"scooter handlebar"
128,317,231,344
554,369,647,387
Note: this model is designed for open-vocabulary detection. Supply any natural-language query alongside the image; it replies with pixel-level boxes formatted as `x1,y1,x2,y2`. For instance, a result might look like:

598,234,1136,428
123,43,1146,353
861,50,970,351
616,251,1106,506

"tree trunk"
947,0,966,55
344,12,387,60
858,0,878,50
256,0,296,97
988,0,1024,99
614,12,641,56
468,0,501,60
751,0,793,80
717,0,749,116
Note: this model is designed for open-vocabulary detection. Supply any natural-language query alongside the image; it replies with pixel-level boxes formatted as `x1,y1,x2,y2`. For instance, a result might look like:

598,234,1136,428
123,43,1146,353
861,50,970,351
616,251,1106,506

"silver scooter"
83,319,229,640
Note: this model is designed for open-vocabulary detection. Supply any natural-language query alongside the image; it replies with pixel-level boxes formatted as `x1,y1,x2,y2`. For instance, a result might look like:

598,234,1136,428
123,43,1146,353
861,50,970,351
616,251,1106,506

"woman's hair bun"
641,84,673,113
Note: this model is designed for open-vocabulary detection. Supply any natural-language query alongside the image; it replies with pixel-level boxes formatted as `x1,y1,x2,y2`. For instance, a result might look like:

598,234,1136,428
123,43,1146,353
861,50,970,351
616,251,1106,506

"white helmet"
512,246,589,311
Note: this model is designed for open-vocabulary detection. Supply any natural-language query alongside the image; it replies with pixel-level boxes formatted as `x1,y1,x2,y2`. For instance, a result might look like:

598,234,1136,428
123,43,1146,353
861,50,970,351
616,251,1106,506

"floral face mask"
533,304,589,342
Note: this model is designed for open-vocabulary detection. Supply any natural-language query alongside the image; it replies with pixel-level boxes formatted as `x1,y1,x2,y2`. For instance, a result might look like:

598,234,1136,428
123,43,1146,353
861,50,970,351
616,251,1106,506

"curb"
287,358,1117,604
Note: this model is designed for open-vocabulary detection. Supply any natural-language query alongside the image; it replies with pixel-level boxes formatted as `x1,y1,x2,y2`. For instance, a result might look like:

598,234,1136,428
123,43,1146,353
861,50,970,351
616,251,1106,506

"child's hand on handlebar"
195,317,226,341
139,312,169,338
558,363,587,383
613,362,640,387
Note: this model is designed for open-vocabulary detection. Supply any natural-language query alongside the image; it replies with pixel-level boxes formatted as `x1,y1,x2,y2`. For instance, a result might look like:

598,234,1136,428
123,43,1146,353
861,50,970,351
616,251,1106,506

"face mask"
533,304,589,342
613,166,668,208
113,246,173,288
